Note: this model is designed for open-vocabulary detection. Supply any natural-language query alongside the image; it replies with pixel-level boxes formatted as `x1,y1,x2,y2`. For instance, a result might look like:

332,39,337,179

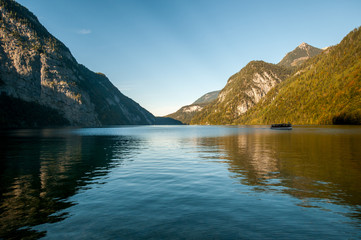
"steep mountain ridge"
0,0,155,127
238,27,361,125
191,61,292,125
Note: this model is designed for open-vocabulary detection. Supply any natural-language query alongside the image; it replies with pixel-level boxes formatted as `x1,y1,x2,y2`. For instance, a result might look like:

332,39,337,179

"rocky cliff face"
191,61,291,125
0,0,155,127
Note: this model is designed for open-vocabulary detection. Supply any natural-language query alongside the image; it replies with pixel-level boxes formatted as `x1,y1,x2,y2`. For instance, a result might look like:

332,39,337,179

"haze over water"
1,126,361,239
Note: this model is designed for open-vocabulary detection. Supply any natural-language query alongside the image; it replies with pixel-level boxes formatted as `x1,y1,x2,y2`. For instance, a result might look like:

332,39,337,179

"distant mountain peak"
298,42,309,49
278,43,322,68
192,90,220,105
166,90,220,124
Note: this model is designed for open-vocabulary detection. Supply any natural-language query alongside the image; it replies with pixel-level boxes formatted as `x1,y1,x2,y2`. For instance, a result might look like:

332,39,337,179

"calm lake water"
1,125,361,239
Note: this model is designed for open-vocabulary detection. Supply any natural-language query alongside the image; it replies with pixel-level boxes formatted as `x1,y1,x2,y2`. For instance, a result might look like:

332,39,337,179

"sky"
16,0,361,116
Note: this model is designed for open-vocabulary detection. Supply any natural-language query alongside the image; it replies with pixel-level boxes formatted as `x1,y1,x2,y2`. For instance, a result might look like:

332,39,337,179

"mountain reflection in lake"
200,128,361,207
0,129,140,239
0,126,361,239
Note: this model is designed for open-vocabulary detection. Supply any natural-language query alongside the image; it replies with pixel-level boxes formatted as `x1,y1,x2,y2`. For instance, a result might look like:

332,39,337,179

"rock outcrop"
191,61,291,125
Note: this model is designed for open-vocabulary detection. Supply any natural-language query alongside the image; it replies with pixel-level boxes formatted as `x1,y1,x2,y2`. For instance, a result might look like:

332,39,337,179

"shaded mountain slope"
0,0,155,128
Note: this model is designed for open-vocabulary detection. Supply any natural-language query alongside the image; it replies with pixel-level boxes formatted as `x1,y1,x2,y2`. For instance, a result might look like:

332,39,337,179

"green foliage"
0,94,70,128
237,27,361,125
332,110,361,125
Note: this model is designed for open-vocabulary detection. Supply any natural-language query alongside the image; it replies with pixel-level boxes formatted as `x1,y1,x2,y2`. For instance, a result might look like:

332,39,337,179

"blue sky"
17,0,361,116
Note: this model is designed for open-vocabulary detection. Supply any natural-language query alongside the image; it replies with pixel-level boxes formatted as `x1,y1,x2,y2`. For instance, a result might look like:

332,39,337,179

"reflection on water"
0,129,141,239
199,127,361,217
1,126,361,239
215,129,361,207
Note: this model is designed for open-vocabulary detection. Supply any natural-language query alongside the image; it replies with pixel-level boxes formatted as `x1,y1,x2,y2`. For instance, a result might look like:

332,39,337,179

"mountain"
191,61,292,125
0,0,155,128
237,27,361,125
166,90,220,124
193,90,220,104
278,42,322,68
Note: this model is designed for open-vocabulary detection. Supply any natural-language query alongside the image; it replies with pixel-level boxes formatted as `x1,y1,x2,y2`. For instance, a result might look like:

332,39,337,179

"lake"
1,125,361,239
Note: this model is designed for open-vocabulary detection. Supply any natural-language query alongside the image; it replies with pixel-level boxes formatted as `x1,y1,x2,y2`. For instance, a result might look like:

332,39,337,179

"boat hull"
271,126,292,130
271,123,292,130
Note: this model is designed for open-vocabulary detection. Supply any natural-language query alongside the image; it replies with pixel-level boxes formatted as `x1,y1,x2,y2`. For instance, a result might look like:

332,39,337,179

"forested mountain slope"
238,27,361,125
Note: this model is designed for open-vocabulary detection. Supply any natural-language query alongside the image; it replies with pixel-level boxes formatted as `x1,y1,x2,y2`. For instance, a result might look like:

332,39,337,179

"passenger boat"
271,122,292,130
